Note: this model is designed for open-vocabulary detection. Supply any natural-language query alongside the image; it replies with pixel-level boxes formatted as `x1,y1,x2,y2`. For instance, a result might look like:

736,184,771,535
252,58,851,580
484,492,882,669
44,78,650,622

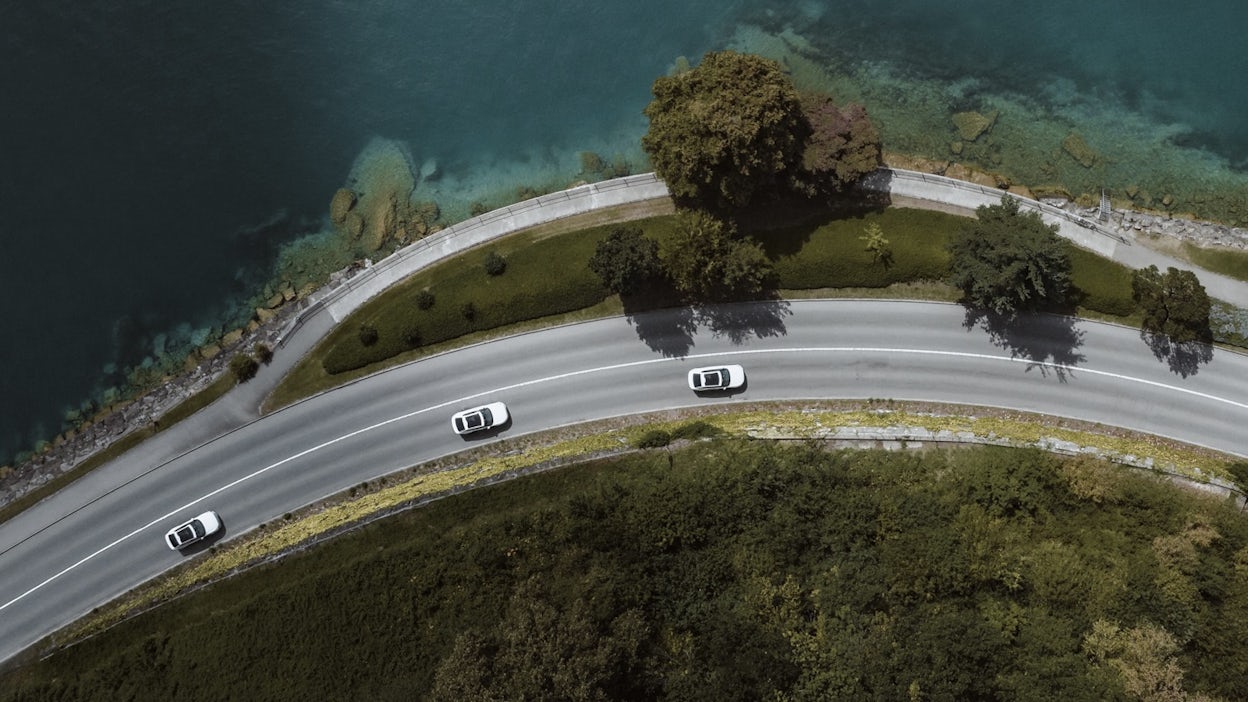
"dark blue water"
2,0,1245,465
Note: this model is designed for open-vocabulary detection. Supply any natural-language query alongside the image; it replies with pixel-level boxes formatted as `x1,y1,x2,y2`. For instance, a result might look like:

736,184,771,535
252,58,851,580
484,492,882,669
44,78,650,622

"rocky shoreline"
4,166,1248,514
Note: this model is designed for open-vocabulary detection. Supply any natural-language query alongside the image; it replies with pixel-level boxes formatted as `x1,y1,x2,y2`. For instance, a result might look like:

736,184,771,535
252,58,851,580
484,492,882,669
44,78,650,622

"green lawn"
1183,241,1248,283
277,204,1152,408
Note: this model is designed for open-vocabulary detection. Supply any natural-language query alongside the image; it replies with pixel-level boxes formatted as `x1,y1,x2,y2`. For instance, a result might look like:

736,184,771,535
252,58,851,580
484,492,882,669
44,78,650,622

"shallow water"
2,0,1245,464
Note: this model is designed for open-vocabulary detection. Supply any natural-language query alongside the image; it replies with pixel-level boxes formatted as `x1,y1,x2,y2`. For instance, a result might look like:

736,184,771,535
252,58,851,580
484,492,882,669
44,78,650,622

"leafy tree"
859,221,892,267
797,93,882,195
587,226,662,296
252,342,273,365
358,324,379,346
228,353,259,383
661,210,772,301
642,51,806,210
947,194,1071,315
1131,265,1212,343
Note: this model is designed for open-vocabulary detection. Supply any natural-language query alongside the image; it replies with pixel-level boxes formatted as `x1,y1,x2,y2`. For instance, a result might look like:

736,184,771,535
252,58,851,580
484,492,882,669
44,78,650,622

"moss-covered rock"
329,188,357,226
952,110,998,141
1061,131,1099,168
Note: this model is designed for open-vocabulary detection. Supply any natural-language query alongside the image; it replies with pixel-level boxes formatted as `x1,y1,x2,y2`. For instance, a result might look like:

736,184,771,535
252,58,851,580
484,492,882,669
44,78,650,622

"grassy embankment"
271,203,1140,408
5,440,1245,701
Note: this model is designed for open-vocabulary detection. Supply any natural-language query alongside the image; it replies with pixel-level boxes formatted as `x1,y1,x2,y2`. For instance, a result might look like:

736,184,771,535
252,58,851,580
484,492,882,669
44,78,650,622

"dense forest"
4,441,1246,701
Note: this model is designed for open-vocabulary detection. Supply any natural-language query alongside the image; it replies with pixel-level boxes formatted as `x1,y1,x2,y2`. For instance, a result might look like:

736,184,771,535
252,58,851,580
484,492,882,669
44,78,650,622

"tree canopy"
796,93,882,196
661,210,772,301
1131,265,1212,344
947,195,1072,315
587,226,662,296
641,51,806,210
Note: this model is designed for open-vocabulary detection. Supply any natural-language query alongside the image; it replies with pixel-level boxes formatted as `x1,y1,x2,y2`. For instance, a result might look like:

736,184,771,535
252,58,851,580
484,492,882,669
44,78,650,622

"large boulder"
1061,132,1099,168
952,110,998,142
329,188,357,225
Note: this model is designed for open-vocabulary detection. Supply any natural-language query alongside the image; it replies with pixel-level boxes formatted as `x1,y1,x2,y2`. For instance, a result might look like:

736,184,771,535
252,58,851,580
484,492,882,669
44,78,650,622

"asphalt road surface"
2,299,1246,664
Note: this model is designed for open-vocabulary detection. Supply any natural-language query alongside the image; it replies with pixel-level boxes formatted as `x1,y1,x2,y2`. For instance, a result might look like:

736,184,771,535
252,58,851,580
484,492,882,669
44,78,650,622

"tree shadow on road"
1141,331,1214,378
695,298,791,346
963,308,1086,381
626,298,791,358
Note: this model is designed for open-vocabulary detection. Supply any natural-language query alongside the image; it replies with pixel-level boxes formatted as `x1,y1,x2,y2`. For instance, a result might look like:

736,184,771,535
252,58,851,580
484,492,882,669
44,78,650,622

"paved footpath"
9,169,1248,545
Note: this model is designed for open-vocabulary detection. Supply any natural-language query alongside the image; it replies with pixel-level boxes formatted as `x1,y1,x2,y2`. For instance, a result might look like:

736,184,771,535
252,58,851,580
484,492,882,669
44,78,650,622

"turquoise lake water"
2,1,1246,464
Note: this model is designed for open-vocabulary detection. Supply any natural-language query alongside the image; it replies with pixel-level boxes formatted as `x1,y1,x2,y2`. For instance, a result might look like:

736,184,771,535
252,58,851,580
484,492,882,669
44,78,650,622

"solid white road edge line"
2,345,1243,613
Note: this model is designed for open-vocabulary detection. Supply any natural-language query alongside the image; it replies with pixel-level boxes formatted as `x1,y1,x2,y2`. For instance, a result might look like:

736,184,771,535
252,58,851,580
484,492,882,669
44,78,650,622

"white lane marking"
3,345,1244,612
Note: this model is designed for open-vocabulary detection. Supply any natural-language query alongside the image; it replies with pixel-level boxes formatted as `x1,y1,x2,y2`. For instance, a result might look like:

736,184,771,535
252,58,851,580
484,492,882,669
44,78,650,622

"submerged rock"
330,188,357,225
951,110,997,141
1061,131,1099,168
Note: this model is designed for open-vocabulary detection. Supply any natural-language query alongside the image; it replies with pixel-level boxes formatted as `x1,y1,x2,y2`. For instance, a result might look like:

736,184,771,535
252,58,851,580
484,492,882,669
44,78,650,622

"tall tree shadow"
625,298,791,358
1141,331,1214,377
627,305,698,357
963,308,1086,381
695,298,792,345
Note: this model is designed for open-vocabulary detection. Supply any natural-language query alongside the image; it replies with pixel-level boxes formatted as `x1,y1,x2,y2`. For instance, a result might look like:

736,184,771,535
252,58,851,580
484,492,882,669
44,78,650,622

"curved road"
2,299,1247,663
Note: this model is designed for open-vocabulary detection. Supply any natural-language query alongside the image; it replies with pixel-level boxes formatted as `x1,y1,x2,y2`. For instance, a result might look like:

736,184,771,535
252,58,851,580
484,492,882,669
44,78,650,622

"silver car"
451,402,509,435
165,510,222,550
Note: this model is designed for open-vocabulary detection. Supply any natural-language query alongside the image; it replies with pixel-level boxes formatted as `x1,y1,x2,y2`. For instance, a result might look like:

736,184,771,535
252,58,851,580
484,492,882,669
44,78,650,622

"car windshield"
479,408,493,425
174,523,200,543
463,413,483,430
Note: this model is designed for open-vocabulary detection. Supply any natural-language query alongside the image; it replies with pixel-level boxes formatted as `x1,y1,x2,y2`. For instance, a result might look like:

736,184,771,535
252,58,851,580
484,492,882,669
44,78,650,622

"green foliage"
5,443,1246,701
1131,265,1213,343
797,93,882,195
947,195,1072,315
1067,245,1137,316
757,207,955,289
634,429,672,448
859,221,893,267
587,226,662,296
642,51,806,209
357,324,379,347
227,353,258,383
669,420,723,442
458,301,476,321
483,250,507,276
415,288,435,310
662,210,772,301
253,343,273,365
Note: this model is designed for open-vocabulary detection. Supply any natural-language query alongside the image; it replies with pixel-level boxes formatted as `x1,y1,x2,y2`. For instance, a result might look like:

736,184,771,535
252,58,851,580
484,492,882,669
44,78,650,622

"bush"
670,420,723,442
634,429,672,449
415,289,436,310
484,251,507,276
253,343,274,365
229,354,259,383
358,325,379,347
403,327,422,348
459,302,477,321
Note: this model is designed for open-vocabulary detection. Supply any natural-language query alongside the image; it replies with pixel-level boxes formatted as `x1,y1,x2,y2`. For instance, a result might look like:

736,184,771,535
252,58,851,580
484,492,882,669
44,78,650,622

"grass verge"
44,399,1240,660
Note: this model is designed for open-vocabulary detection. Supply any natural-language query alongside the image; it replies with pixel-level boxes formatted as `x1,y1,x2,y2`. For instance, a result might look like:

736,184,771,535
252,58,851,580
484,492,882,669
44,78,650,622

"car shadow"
458,416,512,440
963,308,1086,381
691,377,749,398
177,526,225,555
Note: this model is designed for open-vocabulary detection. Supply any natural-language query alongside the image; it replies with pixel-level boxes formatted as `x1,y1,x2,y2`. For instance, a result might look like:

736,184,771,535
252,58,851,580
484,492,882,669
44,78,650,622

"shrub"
670,420,723,442
635,429,672,449
484,251,507,276
358,325,379,347
460,302,476,321
229,354,259,383
253,343,274,365
415,289,436,310
402,327,422,348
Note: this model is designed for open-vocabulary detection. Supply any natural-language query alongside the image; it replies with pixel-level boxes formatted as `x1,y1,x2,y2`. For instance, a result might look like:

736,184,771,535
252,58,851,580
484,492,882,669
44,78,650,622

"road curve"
2,299,1247,664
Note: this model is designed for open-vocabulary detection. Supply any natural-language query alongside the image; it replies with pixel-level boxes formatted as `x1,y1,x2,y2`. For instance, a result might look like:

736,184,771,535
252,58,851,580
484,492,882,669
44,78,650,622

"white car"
165,510,222,550
451,401,509,435
687,364,746,391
